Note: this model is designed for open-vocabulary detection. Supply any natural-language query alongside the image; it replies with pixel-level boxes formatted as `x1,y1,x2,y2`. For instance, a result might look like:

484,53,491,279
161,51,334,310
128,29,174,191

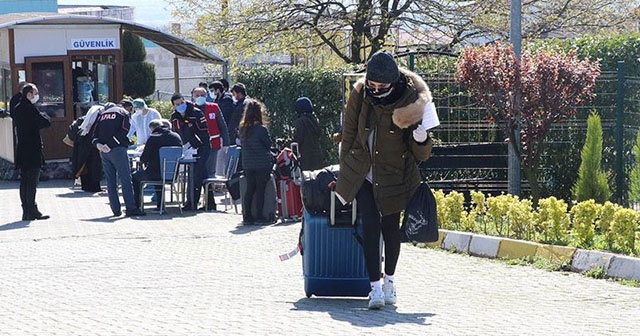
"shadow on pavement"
229,223,272,235
0,220,31,231
291,297,433,327
56,190,102,198
81,216,127,223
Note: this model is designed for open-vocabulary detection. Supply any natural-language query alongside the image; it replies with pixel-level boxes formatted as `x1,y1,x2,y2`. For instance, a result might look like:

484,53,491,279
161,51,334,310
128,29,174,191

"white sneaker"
368,287,385,309
382,281,397,305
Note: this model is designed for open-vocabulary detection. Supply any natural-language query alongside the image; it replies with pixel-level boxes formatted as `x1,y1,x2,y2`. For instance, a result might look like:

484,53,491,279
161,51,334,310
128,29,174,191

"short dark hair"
120,99,133,108
198,81,208,88
210,81,224,92
220,78,230,90
171,93,183,103
21,83,35,96
231,83,246,96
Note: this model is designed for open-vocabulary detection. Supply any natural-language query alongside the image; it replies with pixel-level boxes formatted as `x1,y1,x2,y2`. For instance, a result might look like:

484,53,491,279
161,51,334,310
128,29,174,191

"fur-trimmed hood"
354,68,433,129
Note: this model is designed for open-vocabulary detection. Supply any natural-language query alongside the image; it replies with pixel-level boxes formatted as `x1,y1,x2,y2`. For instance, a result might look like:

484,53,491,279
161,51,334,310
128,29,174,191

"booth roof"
0,12,226,64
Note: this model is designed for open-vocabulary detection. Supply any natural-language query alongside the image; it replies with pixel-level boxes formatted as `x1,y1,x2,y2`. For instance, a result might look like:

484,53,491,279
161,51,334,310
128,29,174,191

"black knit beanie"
295,97,313,116
366,51,399,84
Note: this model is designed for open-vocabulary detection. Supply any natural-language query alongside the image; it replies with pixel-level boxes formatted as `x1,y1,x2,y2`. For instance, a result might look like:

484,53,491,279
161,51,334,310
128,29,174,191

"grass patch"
505,255,567,271
583,266,607,279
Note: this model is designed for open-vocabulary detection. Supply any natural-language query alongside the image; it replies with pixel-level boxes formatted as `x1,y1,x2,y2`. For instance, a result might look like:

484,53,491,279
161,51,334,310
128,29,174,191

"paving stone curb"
431,229,640,282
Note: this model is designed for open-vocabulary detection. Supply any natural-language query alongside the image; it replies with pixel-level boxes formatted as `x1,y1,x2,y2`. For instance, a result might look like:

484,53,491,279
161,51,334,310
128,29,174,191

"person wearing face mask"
208,81,234,123
13,83,52,221
170,93,211,211
127,98,162,146
208,81,235,175
334,50,434,309
193,87,230,210
229,83,248,145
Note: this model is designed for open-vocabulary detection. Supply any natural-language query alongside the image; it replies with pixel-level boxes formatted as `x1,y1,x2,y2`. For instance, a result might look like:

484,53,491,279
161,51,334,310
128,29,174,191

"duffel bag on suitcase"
301,165,339,215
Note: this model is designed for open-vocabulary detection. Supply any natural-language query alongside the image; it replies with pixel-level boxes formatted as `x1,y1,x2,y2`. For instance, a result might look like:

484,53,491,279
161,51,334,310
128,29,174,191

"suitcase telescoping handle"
330,190,357,227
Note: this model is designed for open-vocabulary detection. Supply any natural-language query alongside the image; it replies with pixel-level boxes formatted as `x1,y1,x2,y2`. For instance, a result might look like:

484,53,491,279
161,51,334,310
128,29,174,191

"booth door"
26,56,73,160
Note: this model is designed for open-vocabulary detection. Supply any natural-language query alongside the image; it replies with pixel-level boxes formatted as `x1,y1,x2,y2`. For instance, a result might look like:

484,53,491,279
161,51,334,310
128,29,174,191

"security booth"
0,12,225,166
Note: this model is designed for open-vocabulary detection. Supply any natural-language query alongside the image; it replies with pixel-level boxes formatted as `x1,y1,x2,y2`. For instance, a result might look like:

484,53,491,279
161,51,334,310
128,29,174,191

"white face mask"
135,108,143,114
209,91,217,100
29,94,40,104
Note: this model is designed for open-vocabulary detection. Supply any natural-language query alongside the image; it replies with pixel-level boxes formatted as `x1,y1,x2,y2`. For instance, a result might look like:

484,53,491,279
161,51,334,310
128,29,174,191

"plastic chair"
140,146,183,215
203,145,241,213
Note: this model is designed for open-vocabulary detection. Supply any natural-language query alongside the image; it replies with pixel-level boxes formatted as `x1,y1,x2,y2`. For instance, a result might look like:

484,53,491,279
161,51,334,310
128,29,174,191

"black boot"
22,205,35,221
31,204,50,220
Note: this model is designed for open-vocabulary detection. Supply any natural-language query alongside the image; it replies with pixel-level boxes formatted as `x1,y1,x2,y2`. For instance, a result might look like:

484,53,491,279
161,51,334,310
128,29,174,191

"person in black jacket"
293,97,325,171
170,93,211,210
238,99,274,225
13,83,51,221
229,83,248,145
132,119,183,209
92,103,146,217
208,81,234,125
69,105,103,193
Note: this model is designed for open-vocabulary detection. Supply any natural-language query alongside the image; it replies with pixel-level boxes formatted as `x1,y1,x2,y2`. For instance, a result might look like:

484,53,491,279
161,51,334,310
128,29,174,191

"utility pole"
508,0,522,196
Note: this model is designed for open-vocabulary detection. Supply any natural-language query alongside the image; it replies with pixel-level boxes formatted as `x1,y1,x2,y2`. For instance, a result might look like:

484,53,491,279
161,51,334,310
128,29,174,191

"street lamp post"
508,0,522,196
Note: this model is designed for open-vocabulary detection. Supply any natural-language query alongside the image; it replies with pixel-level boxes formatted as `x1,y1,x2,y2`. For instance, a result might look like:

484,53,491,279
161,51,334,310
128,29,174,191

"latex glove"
96,143,111,153
412,124,428,143
183,142,192,150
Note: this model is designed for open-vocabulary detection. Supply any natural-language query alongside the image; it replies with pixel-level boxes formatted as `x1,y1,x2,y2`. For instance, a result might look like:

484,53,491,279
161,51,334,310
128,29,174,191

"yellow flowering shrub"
611,208,639,254
570,200,601,248
535,196,570,244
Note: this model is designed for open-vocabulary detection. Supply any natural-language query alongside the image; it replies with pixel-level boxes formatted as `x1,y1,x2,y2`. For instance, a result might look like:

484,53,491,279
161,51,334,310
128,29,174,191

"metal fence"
415,61,640,205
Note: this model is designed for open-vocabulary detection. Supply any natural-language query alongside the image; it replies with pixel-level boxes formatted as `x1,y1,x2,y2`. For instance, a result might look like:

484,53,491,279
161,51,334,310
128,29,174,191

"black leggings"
242,168,271,221
356,181,401,282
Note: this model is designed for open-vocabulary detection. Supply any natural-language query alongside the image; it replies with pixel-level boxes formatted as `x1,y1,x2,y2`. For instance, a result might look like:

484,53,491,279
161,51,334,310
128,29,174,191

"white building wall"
0,28,9,65
145,46,218,100
13,25,120,64
0,118,13,162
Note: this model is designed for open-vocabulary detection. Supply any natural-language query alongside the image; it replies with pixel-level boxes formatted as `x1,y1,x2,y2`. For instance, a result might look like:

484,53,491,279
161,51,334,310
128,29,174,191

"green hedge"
233,65,346,163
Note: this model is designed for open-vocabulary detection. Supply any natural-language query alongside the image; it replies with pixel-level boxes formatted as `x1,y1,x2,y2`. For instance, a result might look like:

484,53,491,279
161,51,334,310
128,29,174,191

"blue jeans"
100,146,137,214
186,145,210,208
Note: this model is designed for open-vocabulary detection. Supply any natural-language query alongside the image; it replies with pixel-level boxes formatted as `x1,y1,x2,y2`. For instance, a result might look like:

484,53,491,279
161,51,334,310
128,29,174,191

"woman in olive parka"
335,51,434,309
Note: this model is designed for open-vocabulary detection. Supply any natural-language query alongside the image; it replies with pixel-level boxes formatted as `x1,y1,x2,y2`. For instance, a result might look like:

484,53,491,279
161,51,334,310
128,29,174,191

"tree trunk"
522,164,541,206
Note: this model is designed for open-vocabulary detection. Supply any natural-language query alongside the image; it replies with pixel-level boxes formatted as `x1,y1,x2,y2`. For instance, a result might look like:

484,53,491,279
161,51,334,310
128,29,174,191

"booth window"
31,62,66,119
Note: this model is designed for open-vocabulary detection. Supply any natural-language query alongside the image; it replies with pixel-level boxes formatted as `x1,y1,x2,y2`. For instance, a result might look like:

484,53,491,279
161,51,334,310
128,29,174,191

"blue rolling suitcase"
302,195,370,298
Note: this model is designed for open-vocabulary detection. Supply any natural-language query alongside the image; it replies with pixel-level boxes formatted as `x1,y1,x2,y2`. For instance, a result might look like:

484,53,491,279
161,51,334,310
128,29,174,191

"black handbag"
225,172,242,201
400,179,439,243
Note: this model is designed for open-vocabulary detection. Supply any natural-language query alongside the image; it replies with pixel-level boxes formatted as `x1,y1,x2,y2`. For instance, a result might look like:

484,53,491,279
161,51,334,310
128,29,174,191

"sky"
58,0,174,28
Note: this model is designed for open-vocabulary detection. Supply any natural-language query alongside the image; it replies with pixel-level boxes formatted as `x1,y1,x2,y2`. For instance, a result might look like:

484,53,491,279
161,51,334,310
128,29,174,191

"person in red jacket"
192,87,230,210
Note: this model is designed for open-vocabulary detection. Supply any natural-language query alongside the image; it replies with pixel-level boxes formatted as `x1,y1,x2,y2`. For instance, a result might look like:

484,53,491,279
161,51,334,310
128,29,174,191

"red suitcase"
277,179,303,221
